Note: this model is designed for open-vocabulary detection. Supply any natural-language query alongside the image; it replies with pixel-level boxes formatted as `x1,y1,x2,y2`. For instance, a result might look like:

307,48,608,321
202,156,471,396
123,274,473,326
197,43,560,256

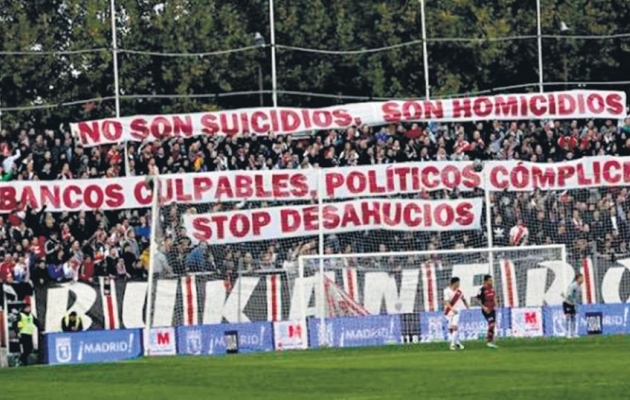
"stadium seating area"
1,117,630,294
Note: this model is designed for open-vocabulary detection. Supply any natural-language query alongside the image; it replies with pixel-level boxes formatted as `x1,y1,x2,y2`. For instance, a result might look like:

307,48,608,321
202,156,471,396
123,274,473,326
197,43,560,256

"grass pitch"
1,336,629,399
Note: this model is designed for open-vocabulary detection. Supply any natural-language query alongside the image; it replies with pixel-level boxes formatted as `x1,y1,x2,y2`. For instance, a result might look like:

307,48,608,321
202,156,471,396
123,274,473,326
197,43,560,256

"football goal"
297,244,571,346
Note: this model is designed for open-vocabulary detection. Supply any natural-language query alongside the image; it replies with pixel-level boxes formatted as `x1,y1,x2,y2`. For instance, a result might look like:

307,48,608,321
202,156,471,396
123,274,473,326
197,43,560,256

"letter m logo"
524,312,537,325
288,324,302,338
157,331,171,345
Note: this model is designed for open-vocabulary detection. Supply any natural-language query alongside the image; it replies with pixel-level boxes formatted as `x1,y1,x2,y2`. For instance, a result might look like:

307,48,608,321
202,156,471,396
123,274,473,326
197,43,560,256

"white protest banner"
182,198,483,245
0,170,317,213
4,157,630,212
71,90,626,147
0,162,480,212
484,156,630,192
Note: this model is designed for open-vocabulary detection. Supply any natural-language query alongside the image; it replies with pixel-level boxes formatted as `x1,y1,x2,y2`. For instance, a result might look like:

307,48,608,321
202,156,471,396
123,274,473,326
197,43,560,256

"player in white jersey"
562,273,584,338
443,277,470,350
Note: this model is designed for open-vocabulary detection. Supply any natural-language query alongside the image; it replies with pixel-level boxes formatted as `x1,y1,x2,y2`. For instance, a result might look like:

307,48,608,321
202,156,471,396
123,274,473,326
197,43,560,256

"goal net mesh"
299,245,567,345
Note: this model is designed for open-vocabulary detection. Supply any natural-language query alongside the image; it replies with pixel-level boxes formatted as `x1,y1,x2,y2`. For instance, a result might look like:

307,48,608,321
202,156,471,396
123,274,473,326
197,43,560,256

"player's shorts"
562,302,576,316
445,312,460,327
482,309,496,323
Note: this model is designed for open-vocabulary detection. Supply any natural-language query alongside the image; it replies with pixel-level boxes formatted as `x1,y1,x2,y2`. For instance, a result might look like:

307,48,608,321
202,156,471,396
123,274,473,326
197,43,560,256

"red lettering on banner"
288,324,302,338
494,96,519,117
190,212,272,242
530,95,546,116
160,177,210,203
605,93,624,115
452,98,472,119
75,120,123,145
0,182,126,212
133,182,153,206
381,100,444,123
473,98,493,118
290,174,309,197
281,110,300,131
291,201,476,231
71,91,627,146
223,113,240,135
129,116,193,141
557,165,575,186
282,208,301,233
587,94,605,114
21,186,39,209
251,111,270,132
157,332,170,345
342,203,362,227
226,173,310,199
187,199,480,244
524,312,537,325
200,109,355,137
240,112,250,133
312,110,332,128
624,162,630,183
461,165,481,188
253,212,272,235
215,176,235,199
200,114,221,135
455,202,474,226
576,164,593,186
325,173,344,197
325,164,480,197
557,94,576,116
16,157,630,212
254,175,273,198
332,109,354,126
420,165,439,189
486,159,630,191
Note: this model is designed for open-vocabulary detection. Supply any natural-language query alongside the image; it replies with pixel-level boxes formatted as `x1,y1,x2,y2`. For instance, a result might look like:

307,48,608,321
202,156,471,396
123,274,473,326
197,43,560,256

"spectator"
186,242,212,272
61,311,84,333
14,301,40,366
31,260,50,288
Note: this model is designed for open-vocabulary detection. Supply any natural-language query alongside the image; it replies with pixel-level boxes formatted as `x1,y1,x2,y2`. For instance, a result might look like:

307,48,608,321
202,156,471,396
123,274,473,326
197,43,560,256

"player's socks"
565,317,572,338
449,329,457,348
453,330,460,347
487,326,495,343
571,317,577,338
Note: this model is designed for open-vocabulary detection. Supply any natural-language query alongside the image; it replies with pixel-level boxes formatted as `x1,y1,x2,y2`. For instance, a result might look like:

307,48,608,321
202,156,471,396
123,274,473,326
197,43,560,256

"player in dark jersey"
475,274,498,348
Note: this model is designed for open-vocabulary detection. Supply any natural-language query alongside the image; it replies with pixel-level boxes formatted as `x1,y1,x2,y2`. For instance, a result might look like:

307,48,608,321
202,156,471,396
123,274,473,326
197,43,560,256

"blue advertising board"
419,308,511,342
307,315,401,349
177,322,274,356
46,329,143,365
543,304,630,337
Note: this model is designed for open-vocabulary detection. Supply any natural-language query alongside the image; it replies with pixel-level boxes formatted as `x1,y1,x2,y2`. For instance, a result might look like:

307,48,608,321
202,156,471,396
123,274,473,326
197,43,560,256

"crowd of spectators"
1,115,630,296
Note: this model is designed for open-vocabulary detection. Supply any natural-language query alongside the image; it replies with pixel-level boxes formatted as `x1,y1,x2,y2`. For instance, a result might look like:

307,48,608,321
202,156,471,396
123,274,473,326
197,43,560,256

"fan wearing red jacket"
475,274,499,348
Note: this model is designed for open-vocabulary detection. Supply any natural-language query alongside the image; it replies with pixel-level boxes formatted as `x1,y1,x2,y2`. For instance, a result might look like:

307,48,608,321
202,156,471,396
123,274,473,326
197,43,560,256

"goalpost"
298,244,569,347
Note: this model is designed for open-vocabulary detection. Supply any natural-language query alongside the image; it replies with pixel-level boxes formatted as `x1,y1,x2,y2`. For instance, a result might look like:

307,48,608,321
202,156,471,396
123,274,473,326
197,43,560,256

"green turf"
1,336,629,399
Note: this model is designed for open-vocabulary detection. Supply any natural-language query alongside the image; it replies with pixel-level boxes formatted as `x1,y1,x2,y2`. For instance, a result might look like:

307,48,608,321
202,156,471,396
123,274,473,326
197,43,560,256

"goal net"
298,244,568,346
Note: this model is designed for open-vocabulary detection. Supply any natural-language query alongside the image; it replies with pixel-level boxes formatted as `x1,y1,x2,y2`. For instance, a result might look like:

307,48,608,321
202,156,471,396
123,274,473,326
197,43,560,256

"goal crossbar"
299,244,567,263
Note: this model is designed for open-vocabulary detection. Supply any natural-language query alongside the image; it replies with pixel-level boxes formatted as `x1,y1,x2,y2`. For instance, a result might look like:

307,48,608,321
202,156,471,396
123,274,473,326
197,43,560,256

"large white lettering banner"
3,156,630,212
71,90,626,146
183,198,483,245
30,256,630,329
